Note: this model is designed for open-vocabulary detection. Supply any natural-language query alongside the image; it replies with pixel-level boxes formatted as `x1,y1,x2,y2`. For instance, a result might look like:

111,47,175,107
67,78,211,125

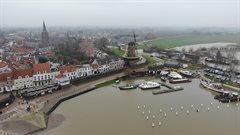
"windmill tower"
122,32,139,66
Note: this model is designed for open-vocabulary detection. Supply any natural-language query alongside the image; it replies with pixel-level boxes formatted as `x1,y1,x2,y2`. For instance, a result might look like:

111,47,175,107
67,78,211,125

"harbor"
38,78,240,135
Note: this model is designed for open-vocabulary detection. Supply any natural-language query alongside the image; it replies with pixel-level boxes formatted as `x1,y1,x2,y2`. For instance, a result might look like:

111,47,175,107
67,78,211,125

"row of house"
0,57,125,93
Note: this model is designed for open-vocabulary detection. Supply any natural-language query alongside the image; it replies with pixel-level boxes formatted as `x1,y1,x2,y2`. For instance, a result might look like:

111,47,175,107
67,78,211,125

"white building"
33,62,54,86
59,65,77,80
12,68,34,90
54,74,70,87
110,58,125,70
76,64,93,77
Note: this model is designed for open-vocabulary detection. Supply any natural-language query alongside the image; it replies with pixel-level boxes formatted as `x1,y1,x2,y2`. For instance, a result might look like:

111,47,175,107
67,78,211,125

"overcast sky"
0,0,239,28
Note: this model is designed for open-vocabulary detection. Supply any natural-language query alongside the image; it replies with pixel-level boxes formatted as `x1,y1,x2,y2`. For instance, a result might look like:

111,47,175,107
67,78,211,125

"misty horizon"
0,0,239,28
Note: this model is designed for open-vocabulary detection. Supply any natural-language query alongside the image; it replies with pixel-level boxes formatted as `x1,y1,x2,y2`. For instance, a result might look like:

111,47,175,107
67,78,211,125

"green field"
110,48,125,57
95,79,116,88
142,55,156,66
148,34,240,49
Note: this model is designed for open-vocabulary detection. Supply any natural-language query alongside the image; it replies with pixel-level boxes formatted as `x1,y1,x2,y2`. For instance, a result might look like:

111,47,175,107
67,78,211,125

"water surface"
42,78,240,135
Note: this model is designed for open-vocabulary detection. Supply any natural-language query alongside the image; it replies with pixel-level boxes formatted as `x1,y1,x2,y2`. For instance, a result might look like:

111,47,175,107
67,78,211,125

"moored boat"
199,79,224,94
119,84,138,90
169,78,191,83
139,81,160,90
179,70,194,77
168,72,183,79
160,76,167,82
115,80,120,84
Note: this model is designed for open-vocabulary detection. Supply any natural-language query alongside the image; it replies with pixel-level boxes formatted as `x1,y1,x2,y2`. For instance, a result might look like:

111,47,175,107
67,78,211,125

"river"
41,77,240,135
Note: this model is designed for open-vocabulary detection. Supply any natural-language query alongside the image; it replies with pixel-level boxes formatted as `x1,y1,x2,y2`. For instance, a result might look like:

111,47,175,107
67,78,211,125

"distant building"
40,21,49,48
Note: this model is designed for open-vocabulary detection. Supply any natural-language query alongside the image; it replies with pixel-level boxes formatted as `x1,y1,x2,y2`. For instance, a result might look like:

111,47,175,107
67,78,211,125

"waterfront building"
91,63,99,75
33,62,53,86
12,68,34,90
54,73,70,87
58,65,77,80
109,57,125,70
94,58,111,73
76,64,93,77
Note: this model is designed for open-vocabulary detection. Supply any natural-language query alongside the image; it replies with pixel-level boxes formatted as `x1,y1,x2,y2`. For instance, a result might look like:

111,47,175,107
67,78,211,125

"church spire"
43,21,47,32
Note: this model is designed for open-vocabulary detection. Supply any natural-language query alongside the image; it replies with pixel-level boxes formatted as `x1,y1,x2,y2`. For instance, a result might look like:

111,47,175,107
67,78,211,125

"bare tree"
189,47,194,53
216,50,222,63
181,48,186,53
227,50,237,71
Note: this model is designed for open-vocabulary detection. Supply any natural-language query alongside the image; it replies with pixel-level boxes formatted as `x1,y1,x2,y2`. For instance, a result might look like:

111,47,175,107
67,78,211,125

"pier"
152,82,184,95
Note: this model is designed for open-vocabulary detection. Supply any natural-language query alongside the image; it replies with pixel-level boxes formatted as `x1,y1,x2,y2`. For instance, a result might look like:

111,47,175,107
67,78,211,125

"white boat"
169,78,191,83
160,70,169,76
179,70,193,77
139,81,160,90
115,80,120,84
168,72,183,79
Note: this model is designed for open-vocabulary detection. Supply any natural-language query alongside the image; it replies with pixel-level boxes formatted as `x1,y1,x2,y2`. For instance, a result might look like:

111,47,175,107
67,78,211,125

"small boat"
160,70,169,76
160,76,167,82
115,80,120,84
169,78,191,83
168,72,183,79
119,84,138,90
179,70,193,77
139,81,160,90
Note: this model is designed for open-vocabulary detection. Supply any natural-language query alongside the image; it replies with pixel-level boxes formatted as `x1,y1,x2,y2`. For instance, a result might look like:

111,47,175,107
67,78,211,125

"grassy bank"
95,79,117,88
142,55,156,66
222,85,239,93
204,74,240,92
187,64,206,70
149,34,240,49
111,48,125,57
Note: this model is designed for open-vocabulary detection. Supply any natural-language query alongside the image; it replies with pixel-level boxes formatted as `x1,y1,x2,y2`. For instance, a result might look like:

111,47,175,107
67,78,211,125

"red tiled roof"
0,61,7,68
24,59,33,64
55,73,66,79
12,68,33,79
59,65,76,73
91,64,98,69
33,62,51,74
0,72,12,82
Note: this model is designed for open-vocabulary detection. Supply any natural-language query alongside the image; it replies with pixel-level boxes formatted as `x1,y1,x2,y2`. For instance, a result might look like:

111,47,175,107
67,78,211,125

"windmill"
122,31,140,66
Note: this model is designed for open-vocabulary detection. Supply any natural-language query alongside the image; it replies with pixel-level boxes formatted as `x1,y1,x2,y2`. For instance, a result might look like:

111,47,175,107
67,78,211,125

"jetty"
153,83,184,95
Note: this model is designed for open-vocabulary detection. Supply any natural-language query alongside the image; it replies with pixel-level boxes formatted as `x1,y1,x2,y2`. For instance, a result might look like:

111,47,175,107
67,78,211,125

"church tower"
41,21,49,48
